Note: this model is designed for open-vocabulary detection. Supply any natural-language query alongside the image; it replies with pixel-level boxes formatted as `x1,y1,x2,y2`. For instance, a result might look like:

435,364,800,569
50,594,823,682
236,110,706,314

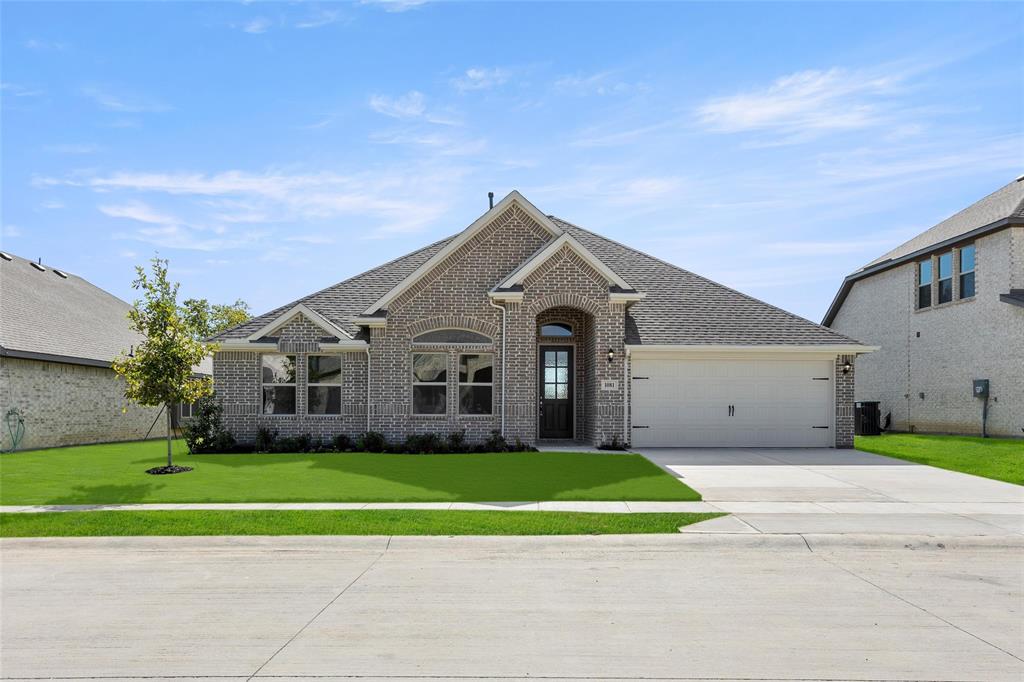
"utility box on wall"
973,379,990,399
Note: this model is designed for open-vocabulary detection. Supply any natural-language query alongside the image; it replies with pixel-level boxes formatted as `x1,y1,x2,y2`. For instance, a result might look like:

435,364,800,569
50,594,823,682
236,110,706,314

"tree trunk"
166,403,173,467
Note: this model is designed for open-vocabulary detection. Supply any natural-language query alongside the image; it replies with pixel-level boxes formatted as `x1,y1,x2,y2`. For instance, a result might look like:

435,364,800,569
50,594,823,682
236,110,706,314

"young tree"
182,298,251,339
113,257,215,473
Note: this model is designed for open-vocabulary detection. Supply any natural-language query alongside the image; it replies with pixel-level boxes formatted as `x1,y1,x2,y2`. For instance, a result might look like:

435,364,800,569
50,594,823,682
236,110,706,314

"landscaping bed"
856,433,1023,485
0,510,721,537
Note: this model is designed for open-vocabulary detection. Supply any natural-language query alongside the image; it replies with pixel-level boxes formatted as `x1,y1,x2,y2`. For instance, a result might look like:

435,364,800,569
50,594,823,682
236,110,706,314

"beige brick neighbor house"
212,191,872,448
825,178,1024,438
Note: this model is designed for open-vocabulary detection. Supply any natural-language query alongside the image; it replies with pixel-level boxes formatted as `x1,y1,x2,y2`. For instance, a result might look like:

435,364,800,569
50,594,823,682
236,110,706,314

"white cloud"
242,17,272,34
80,86,169,113
41,200,65,210
286,234,335,244
2,225,22,238
24,39,67,51
369,129,486,156
695,67,901,138
452,67,509,92
553,71,644,97
98,201,181,226
1,82,45,97
368,91,426,119
359,0,429,12
295,9,344,29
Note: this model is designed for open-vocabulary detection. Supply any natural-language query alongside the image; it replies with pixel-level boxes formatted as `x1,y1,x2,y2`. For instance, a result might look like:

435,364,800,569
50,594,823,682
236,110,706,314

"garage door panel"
631,357,834,448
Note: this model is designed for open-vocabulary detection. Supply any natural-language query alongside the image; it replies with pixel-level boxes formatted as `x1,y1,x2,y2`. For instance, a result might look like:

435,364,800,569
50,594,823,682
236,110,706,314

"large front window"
307,355,342,415
459,354,493,415
412,353,447,415
262,354,296,415
959,244,975,298
918,259,932,309
937,251,953,304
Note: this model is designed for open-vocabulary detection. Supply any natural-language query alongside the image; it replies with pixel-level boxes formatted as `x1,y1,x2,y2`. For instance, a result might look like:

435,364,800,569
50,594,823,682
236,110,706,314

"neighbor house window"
937,251,953,304
459,354,493,415
959,244,975,298
540,322,573,337
412,353,447,415
262,354,296,415
307,355,342,415
180,402,193,419
918,259,932,309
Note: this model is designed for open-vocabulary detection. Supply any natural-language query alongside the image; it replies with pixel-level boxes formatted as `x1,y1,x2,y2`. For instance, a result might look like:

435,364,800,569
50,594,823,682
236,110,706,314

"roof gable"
494,233,635,292
362,191,562,315
245,303,355,342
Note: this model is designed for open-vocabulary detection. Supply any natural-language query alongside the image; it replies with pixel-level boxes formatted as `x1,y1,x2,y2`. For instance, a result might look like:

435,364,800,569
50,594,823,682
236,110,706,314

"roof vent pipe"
488,192,494,209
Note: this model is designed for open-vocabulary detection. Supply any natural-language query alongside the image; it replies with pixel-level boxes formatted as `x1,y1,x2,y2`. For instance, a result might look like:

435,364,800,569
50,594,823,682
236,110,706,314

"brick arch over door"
405,315,500,340
527,292,604,317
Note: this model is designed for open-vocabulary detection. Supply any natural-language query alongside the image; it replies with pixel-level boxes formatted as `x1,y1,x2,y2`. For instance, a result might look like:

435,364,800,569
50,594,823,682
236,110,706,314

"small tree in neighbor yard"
181,297,251,339
112,256,215,474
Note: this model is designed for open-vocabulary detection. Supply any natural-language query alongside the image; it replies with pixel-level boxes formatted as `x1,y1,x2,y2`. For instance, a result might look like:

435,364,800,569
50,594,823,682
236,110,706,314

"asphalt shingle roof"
214,212,858,347
0,253,142,365
863,177,1024,269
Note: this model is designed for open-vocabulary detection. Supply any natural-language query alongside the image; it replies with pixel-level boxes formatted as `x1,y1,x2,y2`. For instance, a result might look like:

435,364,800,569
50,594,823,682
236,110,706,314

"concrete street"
2,533,1022,681
640,447,1024,535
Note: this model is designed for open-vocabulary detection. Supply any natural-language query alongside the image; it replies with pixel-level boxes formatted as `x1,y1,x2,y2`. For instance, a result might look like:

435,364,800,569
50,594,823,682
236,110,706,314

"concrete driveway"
2,534,1022,681
637,447,1024,536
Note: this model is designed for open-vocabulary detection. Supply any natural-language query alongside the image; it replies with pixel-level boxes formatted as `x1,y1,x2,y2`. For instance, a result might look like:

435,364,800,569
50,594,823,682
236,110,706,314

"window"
413,329,491,344
412,353,447,415
959,244,975,299
937,252,953,304
543,350,571,399
307,355,342,415
540,322,573,337
459,354,493,415
262,354,296,415
180,402,193,419
918,259,932,309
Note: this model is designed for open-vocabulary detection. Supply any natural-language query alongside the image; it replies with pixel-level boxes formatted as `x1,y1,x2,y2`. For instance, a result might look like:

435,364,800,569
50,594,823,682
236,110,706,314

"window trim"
179,402,193,419
261,353,297,416
307,354,343,416
937,251,953,304
959,244,976,299
458,353,494,416
412,328,492,345
411,352,448,416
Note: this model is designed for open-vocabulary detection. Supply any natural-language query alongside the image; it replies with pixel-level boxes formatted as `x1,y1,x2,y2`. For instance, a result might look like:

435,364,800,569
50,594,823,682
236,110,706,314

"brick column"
835,354,855,448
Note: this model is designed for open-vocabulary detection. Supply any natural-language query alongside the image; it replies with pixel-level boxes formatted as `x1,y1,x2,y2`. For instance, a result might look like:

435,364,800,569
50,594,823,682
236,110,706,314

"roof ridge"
550,216,856,342
212,231,460,340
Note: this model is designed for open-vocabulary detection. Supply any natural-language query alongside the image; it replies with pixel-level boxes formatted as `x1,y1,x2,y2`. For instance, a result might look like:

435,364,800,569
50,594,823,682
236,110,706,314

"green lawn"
0,439,699,504
856,433,1024,485
0,509,720,537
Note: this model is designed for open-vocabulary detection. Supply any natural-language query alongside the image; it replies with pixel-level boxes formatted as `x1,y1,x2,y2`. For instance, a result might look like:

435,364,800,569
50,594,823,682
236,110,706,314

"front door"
539,346,573,439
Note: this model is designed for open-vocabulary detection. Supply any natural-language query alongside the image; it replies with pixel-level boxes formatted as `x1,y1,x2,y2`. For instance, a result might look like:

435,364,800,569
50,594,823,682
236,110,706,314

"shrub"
255,426,278,453
332,433,354,452
484,429,507,452
183,394,236,454
403,432,446,454
357,431,387,453
446,430,467,453
597,435,630,451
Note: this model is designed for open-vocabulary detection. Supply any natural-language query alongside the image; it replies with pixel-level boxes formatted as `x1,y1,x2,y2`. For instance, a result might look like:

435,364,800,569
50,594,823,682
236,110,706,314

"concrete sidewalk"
2,534,1021,681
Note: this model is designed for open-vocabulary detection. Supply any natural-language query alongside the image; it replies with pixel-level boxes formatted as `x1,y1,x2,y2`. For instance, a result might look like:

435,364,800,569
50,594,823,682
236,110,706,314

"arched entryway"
535,306,594,441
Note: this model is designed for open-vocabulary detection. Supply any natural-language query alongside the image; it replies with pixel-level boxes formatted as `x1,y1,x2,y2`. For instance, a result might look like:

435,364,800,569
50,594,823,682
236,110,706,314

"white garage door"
630,356,834,447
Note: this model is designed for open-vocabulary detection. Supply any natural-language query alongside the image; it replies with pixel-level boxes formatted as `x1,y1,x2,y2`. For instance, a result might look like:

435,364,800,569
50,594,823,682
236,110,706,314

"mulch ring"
145,465,194,475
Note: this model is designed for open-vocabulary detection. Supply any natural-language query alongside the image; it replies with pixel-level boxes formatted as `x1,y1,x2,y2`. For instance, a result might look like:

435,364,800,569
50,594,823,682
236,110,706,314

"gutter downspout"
365,348,372,433
487,299,507,437
623,346,630,445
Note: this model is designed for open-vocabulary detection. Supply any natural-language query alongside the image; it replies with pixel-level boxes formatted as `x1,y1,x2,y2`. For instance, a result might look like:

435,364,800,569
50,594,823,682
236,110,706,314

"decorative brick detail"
406,315,499,339
835,354,855,448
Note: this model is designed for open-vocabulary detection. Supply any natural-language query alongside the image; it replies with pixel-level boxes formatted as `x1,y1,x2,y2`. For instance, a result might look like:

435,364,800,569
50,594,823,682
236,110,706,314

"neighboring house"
0,252,159,450
825,178,1024,438
212,191,871,449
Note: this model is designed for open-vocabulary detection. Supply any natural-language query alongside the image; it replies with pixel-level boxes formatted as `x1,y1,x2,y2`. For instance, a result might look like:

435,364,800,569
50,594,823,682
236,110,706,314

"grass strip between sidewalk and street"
0,510,723,537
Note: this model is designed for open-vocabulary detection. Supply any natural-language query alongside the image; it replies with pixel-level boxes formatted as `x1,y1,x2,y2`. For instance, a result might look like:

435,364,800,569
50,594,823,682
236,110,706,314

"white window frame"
539,321,574,337
917,259,932,309
959,244,975,299
261,353,297,415
411,352,448,416
458,353,494,415
937,251,953,304
180,402,193,419
307,354,343,416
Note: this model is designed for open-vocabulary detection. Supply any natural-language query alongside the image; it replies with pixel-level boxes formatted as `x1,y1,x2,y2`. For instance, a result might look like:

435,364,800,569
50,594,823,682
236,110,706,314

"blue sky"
2,1,1021,322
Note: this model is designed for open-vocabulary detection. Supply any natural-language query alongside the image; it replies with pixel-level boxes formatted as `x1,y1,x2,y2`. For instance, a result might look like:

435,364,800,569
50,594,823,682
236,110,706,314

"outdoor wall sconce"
841,360,852,374
607,348,615,363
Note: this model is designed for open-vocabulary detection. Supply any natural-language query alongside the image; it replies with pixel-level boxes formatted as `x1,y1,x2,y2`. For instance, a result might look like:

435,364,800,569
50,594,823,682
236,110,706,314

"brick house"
824,177,1024,437
212,191,872,448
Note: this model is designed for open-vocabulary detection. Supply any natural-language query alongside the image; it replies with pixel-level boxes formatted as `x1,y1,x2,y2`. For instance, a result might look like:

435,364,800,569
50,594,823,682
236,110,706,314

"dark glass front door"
539,346,573,439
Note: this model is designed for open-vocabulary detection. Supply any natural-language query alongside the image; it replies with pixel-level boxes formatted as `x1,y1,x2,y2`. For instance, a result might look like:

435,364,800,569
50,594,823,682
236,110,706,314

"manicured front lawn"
0,510,720,537
0,439,699,504
856,433,1024,485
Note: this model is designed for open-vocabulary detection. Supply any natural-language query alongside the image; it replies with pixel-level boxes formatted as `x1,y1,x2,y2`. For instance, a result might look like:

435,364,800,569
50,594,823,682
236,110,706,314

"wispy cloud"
696,67,903,139
553,71,645,97
369,129,486,156
359,0,429,13
99,200,180,226
451,67,509,92
24,39,68,51
1,82,45,98
295,9,345,29
2,225,22,238
80,86,169,113
241,17,272,34
286,234,335,244
369,90,426,119
44,143,101,155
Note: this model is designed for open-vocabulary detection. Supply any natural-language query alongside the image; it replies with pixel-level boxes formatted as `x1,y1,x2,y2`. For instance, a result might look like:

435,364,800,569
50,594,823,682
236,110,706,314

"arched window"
540,322,573,337
413,329,492,344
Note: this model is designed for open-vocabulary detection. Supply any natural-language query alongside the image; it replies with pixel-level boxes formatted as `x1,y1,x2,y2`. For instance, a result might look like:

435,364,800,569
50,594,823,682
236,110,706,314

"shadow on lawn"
45,483,159,506
181,451,696,502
